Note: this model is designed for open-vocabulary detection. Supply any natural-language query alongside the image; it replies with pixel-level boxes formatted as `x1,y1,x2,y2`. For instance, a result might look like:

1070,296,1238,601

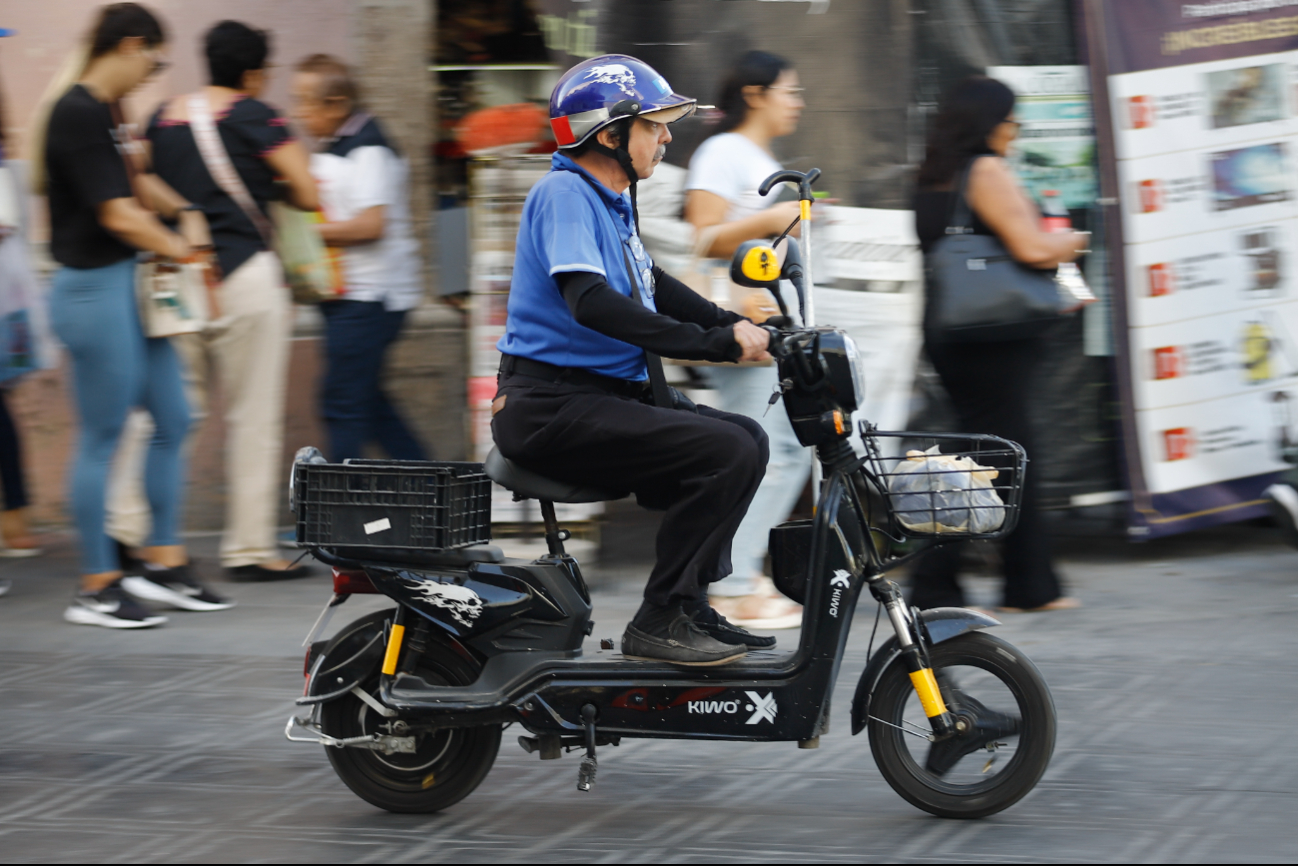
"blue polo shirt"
497,152,657,381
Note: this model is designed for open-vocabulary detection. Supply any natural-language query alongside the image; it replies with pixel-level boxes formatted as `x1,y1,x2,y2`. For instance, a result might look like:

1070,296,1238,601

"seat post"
539,499,567,557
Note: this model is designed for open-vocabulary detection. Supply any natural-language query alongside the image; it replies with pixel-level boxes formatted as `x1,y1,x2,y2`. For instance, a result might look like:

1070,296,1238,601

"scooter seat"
485,448,626,504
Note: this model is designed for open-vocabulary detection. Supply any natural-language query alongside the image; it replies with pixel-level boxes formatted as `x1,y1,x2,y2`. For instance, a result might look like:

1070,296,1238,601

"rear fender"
297,619,386,705
848,607,1000,735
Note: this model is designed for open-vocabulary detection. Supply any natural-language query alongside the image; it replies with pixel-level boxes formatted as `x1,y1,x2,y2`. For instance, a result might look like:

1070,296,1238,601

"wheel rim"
888,657,1029,796
355,691,457,774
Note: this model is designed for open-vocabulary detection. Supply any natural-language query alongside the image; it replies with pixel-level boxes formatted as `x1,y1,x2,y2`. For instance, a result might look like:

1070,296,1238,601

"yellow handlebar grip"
800,199,812,221
381,623,406,676
908,668,949,718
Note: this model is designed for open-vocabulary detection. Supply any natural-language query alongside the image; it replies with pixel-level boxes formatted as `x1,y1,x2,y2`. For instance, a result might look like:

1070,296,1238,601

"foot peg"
577,703,598,792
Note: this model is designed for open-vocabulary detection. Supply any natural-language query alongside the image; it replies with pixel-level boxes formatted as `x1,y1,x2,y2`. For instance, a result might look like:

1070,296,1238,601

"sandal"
998,596,1081,614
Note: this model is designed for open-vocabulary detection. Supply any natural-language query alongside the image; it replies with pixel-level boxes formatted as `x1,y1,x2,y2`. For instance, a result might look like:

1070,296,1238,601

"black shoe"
622,611,747,666
64,580,167,629
226,562,317,582
688,604,777,649
121,565,234,612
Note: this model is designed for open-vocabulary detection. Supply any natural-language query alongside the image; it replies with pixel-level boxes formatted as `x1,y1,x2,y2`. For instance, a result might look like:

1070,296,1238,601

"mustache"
653,144,667,163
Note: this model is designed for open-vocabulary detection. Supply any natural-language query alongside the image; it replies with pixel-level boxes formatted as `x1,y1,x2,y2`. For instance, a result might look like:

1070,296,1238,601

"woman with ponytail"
41,3,230,629
680,51,808,630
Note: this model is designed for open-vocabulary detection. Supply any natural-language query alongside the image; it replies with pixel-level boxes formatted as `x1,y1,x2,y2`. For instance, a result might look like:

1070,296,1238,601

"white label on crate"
363,518,392,535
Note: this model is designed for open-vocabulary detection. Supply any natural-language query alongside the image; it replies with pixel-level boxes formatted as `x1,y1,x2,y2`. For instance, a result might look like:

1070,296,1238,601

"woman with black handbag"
910,76,1089,613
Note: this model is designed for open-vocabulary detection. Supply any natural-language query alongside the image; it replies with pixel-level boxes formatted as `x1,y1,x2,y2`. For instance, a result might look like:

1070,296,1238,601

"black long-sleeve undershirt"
556,266,746,363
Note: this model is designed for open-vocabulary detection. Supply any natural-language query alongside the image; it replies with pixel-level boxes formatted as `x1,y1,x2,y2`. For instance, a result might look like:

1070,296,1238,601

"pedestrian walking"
289,54,426,463
682,50,807,629
30,2,228,628
909,76,1088,612
0,36,45,564
106,20,320,583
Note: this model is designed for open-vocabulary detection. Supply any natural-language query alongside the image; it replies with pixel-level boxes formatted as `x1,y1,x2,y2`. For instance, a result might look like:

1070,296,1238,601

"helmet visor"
641,103,697,125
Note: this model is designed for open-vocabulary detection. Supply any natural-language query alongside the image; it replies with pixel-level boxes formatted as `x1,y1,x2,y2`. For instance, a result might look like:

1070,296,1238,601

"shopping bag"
886,446,1006,534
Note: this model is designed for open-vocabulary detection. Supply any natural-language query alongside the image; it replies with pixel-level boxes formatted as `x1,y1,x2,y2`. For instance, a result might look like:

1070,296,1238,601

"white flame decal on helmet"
584,63,638,96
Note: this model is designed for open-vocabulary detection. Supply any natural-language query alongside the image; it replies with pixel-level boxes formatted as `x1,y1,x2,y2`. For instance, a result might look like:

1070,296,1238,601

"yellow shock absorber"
800,199,812,221
909,667,949,718
381,623,406,676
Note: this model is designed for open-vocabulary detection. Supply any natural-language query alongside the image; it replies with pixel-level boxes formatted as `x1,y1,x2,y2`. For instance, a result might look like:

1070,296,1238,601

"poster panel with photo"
1085,0,1298,536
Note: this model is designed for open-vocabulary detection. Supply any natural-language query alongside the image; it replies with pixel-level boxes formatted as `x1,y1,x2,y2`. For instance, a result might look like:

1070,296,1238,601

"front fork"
873,580,956,738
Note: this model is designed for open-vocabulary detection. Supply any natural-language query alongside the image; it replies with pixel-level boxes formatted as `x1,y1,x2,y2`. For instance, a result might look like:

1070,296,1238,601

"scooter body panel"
366,471,870,743
364,558,592,656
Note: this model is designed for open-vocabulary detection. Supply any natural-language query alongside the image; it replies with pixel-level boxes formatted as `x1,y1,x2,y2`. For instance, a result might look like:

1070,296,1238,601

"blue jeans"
320,300,426,462
704,364,811,596
49,259,190,573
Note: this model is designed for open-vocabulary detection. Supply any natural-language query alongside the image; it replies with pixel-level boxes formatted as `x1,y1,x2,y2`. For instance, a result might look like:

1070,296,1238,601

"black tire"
319,610,501,814
868,632,1055,819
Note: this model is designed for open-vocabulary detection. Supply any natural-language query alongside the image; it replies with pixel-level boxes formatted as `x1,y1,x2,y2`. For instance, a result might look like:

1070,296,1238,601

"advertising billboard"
1085,0,1298,536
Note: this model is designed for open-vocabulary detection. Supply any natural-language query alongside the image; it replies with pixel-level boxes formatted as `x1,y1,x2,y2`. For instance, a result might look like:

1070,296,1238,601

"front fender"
848,606,1000,735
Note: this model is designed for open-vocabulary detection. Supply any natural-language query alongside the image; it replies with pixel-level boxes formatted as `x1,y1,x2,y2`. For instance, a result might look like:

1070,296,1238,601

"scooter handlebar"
758,167,821,200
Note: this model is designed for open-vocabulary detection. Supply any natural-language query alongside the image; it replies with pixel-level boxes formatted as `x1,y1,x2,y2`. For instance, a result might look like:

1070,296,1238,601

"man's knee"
712,422,765,482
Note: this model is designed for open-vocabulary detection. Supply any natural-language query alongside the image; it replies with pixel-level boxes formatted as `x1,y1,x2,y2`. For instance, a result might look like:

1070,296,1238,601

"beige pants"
107,252,290,567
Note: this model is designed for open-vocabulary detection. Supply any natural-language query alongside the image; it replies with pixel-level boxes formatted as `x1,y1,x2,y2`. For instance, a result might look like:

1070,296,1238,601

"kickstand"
577,704,598,792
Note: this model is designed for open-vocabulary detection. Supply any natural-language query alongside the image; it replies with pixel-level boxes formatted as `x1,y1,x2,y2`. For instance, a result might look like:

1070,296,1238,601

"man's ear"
595,126,618,150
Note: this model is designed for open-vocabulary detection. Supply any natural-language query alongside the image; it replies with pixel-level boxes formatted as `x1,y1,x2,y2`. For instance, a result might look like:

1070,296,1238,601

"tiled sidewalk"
1,527,1296,862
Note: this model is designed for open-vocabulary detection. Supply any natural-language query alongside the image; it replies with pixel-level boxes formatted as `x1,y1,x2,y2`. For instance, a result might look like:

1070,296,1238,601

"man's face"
628,116,672,179
290,72,348,139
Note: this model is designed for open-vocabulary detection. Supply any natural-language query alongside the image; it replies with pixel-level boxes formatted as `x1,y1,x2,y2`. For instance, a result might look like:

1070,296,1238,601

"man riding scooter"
491,55,779,666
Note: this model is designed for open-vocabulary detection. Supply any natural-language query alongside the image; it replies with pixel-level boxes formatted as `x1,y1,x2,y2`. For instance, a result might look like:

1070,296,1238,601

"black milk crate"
293,460,491,550
859,430,1027,541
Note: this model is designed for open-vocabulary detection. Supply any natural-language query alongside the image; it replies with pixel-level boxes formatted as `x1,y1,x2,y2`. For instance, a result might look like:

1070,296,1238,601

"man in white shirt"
291,54,426,461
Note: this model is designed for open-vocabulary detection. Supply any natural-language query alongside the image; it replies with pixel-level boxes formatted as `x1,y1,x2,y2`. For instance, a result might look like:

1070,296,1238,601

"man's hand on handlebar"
733,320,773,363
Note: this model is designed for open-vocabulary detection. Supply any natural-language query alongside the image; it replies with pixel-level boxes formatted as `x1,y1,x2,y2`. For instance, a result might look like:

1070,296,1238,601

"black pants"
0,390,27,511
909,339,1062,610
491,372,769,607
320,301,427,462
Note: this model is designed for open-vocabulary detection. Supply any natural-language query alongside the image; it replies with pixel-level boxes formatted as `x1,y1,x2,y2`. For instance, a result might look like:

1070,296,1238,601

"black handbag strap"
570,171,673,409
943,157,981,237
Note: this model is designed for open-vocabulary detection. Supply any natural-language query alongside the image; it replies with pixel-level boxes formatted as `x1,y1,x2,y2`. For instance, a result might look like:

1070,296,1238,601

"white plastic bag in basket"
886,446,1006,534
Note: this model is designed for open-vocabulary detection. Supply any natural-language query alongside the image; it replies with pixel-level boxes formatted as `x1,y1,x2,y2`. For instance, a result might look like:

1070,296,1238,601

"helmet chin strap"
589,107,643,233
588,139,641,233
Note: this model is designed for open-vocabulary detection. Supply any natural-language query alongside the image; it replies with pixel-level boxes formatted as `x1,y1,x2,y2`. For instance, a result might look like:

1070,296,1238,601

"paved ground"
2,525,1298,863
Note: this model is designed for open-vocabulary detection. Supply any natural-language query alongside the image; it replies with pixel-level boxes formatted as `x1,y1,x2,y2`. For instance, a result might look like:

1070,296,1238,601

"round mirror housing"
730,240,781,288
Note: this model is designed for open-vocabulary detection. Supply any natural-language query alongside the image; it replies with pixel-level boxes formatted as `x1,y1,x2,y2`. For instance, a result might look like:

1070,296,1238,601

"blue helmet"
549,54,696,149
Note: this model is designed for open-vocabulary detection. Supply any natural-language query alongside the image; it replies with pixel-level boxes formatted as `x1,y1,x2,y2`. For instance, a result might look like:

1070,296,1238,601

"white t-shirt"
685,131,800,323
310,118,422,311
686,132,785,221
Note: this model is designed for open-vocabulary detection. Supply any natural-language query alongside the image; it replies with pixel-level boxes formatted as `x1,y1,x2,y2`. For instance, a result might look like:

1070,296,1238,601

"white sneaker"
64,581,167,629
121,566,234,612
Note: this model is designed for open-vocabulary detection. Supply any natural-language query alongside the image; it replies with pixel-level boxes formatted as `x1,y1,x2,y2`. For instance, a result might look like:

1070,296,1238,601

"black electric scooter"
285,170,1056,819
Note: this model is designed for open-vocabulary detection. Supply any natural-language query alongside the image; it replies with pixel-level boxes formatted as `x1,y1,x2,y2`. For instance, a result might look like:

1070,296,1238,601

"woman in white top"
684,51,806,629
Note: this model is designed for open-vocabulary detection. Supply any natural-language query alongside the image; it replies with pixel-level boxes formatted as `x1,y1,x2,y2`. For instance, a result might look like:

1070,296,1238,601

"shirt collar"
319,111,373,153
551,152,633,219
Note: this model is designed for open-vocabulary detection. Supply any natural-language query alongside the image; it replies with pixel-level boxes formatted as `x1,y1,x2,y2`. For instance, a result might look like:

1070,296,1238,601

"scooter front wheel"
320,610,501,813
868,632,1056,819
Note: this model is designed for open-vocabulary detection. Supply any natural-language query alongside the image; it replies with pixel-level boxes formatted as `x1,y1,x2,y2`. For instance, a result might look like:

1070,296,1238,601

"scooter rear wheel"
868,632,1055,819
320,610,501,813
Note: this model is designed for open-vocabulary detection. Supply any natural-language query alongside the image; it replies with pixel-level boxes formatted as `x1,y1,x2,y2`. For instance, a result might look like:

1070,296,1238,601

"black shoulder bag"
925,164,1066,343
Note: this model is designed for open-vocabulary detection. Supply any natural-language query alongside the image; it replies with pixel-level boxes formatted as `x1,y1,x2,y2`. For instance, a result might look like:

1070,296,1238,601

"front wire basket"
857,427,1027,542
